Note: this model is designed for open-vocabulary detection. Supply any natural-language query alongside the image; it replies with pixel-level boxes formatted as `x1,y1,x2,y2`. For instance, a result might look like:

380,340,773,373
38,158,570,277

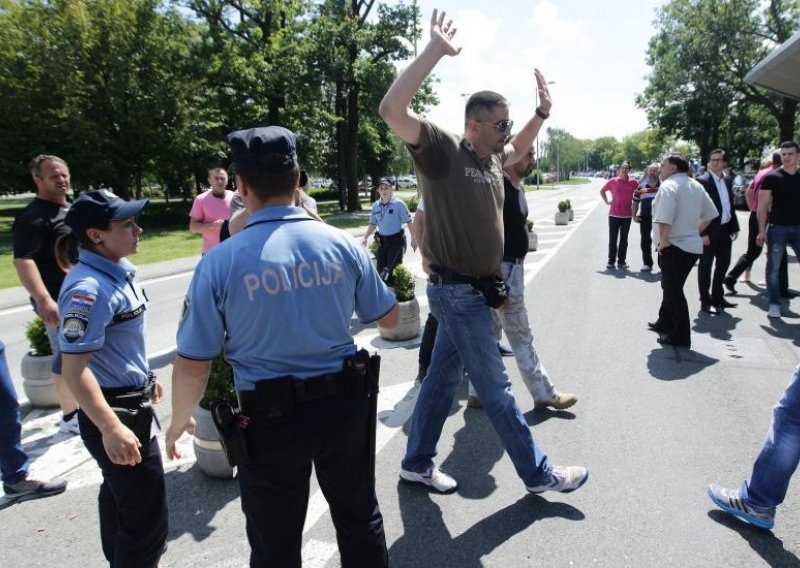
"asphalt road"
3,179,800,567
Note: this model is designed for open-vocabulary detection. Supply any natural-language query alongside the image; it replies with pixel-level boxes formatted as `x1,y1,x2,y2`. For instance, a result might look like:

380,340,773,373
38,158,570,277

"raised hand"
430,9,461,57
534,68,552,114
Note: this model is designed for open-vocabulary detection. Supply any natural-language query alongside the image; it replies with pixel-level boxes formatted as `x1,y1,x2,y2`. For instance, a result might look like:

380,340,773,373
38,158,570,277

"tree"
637,0,800,163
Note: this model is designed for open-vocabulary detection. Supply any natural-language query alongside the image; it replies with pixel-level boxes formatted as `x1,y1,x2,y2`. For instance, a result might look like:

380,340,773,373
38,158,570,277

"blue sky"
396,0,667,141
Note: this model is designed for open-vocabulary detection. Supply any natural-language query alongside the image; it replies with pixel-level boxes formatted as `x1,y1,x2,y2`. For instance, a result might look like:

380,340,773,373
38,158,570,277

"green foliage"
307,188,339,201
392,265,415,302
637,0,799,162
404,196,419,213
25,318,52,357
369,239,379,257
564,199,572,210
526,219,534,231
557,201,569,213
200,352,237,409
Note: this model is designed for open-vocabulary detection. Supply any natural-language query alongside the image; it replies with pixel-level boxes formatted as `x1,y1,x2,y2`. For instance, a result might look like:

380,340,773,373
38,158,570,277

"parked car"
732,174,753,210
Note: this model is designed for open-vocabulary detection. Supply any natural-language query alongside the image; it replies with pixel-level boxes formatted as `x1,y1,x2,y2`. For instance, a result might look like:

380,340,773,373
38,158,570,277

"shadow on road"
165,465,240,543
646,348,719,381
707,510,800,566
692,311,742,341
761,321,800,347
390,483,584,567
524,408,577,426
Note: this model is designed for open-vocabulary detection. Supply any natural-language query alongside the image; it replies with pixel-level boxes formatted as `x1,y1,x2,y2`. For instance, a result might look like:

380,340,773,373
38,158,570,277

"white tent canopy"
745,30,800,101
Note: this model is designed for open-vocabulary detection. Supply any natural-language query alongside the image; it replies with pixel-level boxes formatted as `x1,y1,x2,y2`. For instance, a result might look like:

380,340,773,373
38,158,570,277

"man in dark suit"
697,149,739,313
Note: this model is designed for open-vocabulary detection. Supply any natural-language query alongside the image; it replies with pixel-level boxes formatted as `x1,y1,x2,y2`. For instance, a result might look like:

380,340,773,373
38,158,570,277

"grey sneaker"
1,477,68,510
707,484,775,529
527,466,589,494
400,465,458,493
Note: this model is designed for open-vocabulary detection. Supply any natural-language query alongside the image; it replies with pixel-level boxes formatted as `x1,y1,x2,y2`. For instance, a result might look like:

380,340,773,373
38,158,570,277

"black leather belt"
502,255,525,265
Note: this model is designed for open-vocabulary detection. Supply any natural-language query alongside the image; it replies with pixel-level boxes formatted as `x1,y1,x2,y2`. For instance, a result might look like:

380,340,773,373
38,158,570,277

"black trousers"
78,411,168,568
238,393,388,568
698,225,733,305
418,313,438,373
639,215,653,267
727,211,789,291
608,217,632,264
657,246,700,345
376,233,405,286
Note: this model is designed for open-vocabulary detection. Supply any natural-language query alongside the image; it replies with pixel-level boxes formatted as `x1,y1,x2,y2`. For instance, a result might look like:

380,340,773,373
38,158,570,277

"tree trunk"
335,81,347,211
345,80,361,211
778,97,797,142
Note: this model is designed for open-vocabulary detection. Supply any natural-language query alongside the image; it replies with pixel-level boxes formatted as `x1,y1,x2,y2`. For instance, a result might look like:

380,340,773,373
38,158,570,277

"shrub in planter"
403,195,419,212
378,265,419,341
21,318,58,408
565,198,574,220
555,201,569,225
557,200,569,213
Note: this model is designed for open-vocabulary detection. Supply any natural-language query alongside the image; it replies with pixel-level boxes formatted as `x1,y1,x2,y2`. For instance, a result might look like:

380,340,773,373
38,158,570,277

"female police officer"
56,189,168,567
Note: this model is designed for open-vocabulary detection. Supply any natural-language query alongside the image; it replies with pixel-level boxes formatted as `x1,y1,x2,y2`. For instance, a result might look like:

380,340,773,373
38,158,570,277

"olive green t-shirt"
407,120,506,277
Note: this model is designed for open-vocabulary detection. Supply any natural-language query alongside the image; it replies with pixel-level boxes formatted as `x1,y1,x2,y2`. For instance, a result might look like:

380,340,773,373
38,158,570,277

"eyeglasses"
478,119,514,133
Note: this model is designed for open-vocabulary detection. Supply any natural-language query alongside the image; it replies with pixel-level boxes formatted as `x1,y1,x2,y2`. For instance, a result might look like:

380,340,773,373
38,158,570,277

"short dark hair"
299,170,309,187
664,153,690,173
465,91,508,122
237,164,300,200
29,154,67,178
772,151,782,166
708,148,726,160
780,140,800,152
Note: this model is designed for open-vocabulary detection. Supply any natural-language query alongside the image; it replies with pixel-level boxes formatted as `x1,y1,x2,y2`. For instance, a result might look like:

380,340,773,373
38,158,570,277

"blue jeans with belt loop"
0,340,29,485
765,224,800,305
402,282,552,488
740,363,800,514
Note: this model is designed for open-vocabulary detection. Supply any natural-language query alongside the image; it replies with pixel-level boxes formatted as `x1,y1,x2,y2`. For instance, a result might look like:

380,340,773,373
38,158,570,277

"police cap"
227,126,298,174
65,189,148,239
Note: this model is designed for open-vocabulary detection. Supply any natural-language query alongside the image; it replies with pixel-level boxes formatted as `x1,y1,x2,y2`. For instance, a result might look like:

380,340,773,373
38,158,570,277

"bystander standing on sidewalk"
600,162,638,270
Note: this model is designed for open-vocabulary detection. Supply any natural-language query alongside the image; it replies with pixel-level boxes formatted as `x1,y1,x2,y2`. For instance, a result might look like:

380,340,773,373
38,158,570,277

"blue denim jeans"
765,224,800,305
0,340,30,484
402,283,552,487
741,363,800,514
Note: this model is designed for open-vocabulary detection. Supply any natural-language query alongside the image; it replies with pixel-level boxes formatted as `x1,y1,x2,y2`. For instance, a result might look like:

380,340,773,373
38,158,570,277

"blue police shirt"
177,206,396,391
369,197,411,236
58,249,149,389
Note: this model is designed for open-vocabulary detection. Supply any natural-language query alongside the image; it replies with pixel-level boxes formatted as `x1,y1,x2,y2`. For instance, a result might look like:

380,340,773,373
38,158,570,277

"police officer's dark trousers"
78,412,168,568
376,232,405,285
238,392,388,568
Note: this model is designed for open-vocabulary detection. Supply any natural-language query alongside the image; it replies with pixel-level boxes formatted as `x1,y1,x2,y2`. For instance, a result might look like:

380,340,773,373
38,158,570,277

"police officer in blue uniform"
166,126,399,568
57,190,168,568
362,178,412,285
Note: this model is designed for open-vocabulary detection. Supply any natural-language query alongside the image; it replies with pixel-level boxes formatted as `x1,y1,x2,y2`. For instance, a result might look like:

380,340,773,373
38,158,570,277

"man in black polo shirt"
13,155,79,433
757,140,800,319
468,147,576,411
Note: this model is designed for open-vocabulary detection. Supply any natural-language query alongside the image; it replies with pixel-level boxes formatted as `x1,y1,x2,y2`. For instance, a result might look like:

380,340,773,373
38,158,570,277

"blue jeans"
0,340,29,484
402,283,552,487
741,363,800,514
765,224,800,305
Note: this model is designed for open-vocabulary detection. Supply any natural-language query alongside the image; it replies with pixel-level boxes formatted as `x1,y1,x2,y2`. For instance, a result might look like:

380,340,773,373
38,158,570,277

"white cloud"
529,1,588,46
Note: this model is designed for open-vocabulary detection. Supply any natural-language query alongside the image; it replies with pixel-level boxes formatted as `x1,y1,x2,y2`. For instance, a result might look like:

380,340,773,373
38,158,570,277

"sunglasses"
479,119,514,133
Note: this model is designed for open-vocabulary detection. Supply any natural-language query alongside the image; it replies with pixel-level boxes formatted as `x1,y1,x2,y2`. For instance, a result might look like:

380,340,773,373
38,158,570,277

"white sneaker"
768,304,782,319
400,465,458,493
641,265,652,272
59,412,80,435
527,465,589,494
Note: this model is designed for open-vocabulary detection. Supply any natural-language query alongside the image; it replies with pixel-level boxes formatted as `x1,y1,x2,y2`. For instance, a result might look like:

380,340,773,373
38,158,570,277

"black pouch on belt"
210,399,249,468
111,401,153,457
470,275,509,308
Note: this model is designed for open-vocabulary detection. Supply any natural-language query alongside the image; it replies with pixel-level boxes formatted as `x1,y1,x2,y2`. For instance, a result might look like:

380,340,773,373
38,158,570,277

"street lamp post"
535,81,556,190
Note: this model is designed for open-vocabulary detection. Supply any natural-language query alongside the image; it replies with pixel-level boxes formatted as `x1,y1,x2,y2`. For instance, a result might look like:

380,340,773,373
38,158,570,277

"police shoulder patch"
61,291,96,343
62,317,86,343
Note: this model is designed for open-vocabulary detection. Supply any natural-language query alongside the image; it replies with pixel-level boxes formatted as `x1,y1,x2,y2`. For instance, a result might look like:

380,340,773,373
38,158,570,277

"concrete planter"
554,211,569,225
378,297,420,341
567,208,574,221
21,352,59,408
192,406,236,479
528,230,538,251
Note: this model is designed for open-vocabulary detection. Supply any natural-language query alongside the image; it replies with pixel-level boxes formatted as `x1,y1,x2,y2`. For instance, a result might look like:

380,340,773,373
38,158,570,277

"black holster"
103,379,155,456
210,400,249,468
470,275,508,308
346,349,381,490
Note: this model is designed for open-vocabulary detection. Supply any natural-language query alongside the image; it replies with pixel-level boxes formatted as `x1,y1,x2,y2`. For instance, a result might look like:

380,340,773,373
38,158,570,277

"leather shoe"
723,277,737,295
781,290,798,299
657,335,690,348
648,321,667,333
715,299,737,309
700,303,718,314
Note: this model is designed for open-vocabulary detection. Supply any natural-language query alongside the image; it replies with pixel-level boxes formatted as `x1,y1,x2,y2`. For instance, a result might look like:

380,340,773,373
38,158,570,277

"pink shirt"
190,190,234,253
603,177,639,218
751,165,777,212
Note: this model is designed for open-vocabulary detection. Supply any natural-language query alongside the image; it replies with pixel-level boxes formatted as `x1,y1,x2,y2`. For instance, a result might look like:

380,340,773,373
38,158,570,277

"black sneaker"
1,477,67,510
723,277,737,295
